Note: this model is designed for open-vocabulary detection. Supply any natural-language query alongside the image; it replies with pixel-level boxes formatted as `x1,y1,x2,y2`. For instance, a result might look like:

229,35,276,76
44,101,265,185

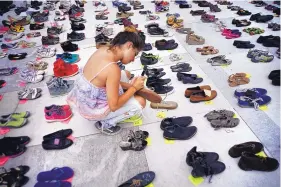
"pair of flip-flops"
34,167,74,187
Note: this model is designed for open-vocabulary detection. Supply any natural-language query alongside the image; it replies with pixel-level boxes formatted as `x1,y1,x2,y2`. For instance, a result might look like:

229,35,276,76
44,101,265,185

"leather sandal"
201,49,219,55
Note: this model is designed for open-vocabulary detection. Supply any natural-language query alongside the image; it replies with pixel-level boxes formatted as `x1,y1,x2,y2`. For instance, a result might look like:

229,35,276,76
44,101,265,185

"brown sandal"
228,73,246,82
201,49,219,55
228,73,249,87
196,46,214,52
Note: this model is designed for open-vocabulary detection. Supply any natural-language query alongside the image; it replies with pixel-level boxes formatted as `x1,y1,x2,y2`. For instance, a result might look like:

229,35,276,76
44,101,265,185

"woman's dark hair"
109,31,144,51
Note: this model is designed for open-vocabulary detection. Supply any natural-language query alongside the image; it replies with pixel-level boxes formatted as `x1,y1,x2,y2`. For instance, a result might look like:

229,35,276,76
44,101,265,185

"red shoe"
45,106,72,122
225,33,241,39
221,29,232,36
53,59,78,78
69,12,83,18
44,105,71,113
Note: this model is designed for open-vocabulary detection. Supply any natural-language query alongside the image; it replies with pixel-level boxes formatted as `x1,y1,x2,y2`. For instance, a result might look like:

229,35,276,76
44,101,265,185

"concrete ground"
0,1,280,187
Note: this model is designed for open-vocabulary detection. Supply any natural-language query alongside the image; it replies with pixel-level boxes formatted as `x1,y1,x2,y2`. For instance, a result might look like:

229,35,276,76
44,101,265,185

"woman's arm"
106,67,136,112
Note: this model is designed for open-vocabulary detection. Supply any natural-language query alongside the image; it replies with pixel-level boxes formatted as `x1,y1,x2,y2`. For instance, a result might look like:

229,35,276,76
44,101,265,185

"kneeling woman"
67,31,146,135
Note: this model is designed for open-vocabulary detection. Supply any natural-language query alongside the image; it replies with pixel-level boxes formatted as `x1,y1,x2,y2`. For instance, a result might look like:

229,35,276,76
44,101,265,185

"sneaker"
42,36,60,45
20,70,44,83
186,146,219,166
4,32,24,41
44,104,71,113
47,26,63,35
1,42,18,49
60,41,78,52
140,52,159,66
160,116,193,130
45,107,73,122
147,82,174,96
37,47,56,58
8,53,27,60
238,152,279,171
229,142,264,158
53,59,79,78
18,88,42,99
238,95,271,109
67,31,85,41
94,121,122,135
47,77,74,97
56,53,80,63
0,67,17,76
33,15,48,23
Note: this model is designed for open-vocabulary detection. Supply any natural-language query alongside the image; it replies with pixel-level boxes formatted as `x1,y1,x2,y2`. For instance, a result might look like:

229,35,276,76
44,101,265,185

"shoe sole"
190,95,217,103
163,127,197,140
45,113,73,123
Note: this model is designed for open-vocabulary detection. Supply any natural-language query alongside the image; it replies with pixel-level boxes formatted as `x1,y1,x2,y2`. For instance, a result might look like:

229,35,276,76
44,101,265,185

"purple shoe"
34,181,71,187
37,167,74,182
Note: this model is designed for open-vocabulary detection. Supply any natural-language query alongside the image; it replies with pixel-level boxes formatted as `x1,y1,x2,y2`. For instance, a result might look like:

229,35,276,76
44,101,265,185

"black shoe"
155,39,178,50
250,13,261,21
70,17,87,23
143,66,165,78
262,37,280,48
133,5,144,10
0,144,27,157
228,141,264,158
163,125,197,140
190,10,206,16
42,36,59,45
118,5,131,12
191,160,226,180
237,9,252,16
272,78,280,86
233,40,251,46
198,1,210,7
42,138,73,150
268,70,280,80
147,82,174,95
61,41,78,52
186,146,219,166
71,23,85,31
43,129,73,141
0,136,31,146
148,26,168,36
67,31,85,41
31,0,42,7
256,15,274,23
9,165,30,175
236,43,255,49
14,7,28,15
238,152,279,171
30,23,44,30
0,172,29,187
161,116,193,130
140,52,159,65
146,77,171,87
8,53,27,60
70,4,84,12
139,10,152,14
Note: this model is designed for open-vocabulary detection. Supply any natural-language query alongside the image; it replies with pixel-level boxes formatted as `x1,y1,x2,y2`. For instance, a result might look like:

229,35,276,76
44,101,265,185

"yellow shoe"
10,25,25,33
166,16,175,27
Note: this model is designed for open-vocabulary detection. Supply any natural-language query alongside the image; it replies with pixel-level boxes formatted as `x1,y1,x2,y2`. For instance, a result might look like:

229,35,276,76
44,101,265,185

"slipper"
42,138,73,150
196,46,214,52
118,171,155,187
210,117,240,129
34,181,71,187
211,59,232,66
201,49,219,55
228,77,250,87
150,101,178,109
37,167,74,182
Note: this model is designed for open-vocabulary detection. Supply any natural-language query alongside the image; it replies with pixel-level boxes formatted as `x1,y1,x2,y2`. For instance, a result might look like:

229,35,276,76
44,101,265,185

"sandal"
119,136,147,151
201,49,219,55
0,172,29,187
228,74,250,87
211,59,232,66
210,117,240,129
169,53,182,61
228,73,247,81
196,46,214,52
207,55,226,63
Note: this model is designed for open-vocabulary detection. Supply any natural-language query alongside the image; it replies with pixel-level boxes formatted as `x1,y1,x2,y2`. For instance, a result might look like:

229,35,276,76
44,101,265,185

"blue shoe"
234,88,267,98
238,95,271,109
56,53,79,64
112,1,127,7
143,43,152,51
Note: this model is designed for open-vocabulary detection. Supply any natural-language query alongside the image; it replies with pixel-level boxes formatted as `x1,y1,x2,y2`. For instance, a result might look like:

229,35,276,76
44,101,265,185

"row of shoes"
268,70,280,86
44,104,73,122
0,112,29,129
234,88,271,110
161,116,197,140
205,110,240,129
185,85,217,103
229,141,279,172
42,129,73,150
247,49,274,63
47,76,74,97
207,55,232,66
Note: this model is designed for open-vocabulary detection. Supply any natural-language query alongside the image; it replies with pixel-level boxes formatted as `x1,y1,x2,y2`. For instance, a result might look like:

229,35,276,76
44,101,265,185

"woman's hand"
131,76,146,91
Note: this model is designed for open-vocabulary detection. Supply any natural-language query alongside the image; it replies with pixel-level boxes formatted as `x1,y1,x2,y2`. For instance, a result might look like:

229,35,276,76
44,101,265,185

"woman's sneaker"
95,122,122,135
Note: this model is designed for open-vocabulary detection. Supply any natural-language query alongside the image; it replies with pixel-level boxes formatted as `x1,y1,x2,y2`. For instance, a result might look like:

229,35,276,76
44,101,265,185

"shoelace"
240,96,263,110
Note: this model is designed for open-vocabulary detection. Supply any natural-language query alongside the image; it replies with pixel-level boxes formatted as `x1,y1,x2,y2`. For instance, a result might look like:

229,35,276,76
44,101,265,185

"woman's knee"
134,95,146,108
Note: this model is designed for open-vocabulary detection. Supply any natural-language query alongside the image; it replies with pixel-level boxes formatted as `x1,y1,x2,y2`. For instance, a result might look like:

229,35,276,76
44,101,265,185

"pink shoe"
0,26,9,34
44,105,71,113
45,106,72,122
225,33,241,39
221,29,232,36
